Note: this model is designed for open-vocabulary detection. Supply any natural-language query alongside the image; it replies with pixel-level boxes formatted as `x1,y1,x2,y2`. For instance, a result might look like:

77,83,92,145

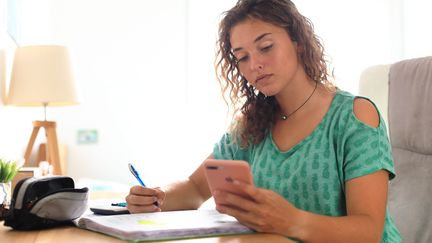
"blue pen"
128,163,159,207
128,163,147,187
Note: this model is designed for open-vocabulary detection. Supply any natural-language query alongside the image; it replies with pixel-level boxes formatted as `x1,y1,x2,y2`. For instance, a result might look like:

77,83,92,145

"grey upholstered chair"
359,56,432,243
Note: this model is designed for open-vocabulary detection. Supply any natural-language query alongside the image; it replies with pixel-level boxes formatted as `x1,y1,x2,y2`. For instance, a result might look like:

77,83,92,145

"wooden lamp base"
23,121,63,175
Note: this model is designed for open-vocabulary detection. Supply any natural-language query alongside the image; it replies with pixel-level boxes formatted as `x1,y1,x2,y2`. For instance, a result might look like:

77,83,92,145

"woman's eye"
261,44,273,52
236,56,248,63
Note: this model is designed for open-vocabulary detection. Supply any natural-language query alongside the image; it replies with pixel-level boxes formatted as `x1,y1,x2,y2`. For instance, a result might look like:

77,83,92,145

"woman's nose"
249,54,264,71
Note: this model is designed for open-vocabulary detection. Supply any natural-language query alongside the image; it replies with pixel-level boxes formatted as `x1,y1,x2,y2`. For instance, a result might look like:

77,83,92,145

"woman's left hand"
213,179,300,235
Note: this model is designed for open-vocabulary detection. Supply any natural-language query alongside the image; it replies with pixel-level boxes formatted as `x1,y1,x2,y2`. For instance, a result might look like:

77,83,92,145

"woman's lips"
255,74,273,85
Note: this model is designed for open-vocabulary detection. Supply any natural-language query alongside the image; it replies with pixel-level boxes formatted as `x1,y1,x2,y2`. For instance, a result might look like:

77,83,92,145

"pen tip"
128,163,135,175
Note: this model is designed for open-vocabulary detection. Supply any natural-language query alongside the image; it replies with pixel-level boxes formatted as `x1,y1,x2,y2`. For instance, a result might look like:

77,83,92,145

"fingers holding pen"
126,186,163,213
127,163,165,212
154,186,166,206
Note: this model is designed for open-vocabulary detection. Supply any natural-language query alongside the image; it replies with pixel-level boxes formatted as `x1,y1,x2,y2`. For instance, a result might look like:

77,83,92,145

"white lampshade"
7,45,78,106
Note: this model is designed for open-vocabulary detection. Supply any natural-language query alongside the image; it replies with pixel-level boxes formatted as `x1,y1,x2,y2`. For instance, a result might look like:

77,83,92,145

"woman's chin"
258,89,277,97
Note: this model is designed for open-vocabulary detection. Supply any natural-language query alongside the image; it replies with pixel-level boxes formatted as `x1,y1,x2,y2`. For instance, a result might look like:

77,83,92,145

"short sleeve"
213,133,251,162
342,111,396,181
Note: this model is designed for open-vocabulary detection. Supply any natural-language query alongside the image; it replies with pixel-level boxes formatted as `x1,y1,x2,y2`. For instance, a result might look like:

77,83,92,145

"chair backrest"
359,56,432,243
358,64,390,128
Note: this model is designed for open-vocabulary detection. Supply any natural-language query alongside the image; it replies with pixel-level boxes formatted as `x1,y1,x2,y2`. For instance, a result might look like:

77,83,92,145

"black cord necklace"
280,82,318,120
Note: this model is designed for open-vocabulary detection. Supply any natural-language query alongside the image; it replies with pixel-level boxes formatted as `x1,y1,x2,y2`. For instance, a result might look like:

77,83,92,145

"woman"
126,0,401,242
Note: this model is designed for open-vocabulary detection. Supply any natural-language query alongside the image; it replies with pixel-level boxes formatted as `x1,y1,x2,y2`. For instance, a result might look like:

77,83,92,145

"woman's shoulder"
333,89,355,103
332,90,377,112
328,90,355,115
330,90,383,130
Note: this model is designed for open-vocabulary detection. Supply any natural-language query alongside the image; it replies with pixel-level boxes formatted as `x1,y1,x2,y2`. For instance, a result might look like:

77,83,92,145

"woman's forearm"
161,179,209,211
291,211,383,243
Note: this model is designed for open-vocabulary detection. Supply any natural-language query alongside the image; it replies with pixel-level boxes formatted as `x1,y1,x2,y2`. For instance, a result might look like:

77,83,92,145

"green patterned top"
213,91,401,243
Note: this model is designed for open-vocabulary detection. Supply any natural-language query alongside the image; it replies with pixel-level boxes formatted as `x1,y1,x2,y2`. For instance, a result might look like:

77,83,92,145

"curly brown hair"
215,0,334,148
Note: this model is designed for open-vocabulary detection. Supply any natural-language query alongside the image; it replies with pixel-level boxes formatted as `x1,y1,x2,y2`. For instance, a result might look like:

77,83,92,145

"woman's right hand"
125,185,165,213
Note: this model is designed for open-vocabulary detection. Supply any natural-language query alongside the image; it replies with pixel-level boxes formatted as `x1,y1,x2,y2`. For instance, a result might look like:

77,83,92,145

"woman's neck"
275,77,318,119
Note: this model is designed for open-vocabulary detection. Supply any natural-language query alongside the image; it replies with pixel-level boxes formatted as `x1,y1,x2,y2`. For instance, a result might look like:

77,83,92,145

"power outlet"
77,129,98,144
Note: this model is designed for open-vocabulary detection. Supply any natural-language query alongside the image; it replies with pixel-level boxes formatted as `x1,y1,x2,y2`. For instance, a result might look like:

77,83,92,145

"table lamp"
7,45,78,175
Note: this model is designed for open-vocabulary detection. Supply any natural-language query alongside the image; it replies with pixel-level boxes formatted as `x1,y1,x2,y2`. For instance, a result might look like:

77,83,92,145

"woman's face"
230,18,303,96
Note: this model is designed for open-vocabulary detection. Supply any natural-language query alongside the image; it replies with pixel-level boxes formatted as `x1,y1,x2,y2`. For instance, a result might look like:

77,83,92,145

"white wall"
402,0,432,58
1,0,431,188
296,0,405,92
0,0,237,186
51,0,195,186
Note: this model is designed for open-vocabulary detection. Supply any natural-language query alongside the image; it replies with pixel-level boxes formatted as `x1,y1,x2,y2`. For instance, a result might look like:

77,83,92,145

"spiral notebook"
77,209,254,241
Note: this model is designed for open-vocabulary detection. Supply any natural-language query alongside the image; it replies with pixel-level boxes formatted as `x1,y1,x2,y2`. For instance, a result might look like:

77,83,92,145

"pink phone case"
204,159,253,198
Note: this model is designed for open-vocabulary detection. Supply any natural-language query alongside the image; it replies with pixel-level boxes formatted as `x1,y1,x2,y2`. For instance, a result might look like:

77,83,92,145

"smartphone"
203,159,253,198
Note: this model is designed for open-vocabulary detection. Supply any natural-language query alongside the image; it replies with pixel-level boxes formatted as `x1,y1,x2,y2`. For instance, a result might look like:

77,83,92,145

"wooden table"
0,191,295,243
0,225,294,243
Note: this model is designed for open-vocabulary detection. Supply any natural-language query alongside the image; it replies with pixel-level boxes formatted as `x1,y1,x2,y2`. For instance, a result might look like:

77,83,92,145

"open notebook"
76,209,254,241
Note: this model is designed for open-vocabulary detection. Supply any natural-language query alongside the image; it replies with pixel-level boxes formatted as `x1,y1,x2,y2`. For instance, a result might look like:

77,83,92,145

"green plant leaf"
0,161,7,182
4,162,12,182
5,163,18,182
0,159,20,182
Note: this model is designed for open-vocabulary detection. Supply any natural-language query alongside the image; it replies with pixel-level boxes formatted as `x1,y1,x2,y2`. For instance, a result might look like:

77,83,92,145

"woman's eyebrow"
232,32,272,53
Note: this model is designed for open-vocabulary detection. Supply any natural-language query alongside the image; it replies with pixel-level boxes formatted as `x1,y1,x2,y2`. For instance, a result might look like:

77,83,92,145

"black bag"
3,176,88,230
